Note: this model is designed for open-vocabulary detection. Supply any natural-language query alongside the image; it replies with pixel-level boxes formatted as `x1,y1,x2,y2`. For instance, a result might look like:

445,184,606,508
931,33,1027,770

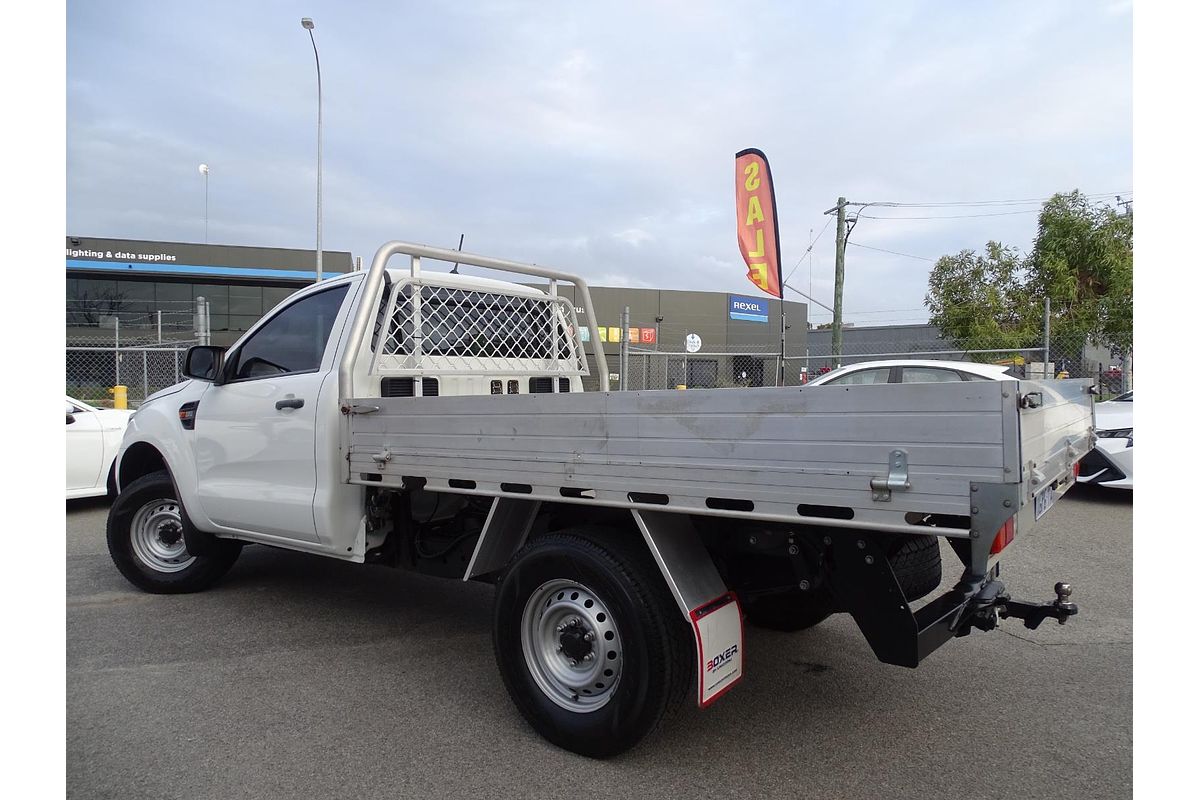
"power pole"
1116,195,1132,217
829,197,848,366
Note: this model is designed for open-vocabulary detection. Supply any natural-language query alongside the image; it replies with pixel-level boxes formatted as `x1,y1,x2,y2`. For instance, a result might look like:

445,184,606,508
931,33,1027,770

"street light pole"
301,17,323,283
198,164,209,243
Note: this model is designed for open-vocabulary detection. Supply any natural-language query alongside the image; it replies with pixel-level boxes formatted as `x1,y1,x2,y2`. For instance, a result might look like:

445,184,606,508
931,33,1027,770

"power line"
807,307,929,318
857,208,1045,220
810,188,1127,361
864,190,1131,209
847,241,935,262
784,215,833,284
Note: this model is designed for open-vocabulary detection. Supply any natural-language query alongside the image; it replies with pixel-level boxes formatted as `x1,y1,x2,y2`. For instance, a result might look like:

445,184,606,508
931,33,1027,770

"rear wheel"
107,470,242,594
493,529,692,758
887,534,942,602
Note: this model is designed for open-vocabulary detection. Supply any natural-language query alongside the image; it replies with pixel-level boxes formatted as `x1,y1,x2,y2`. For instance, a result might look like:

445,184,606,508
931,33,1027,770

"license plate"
1034,484,1057,520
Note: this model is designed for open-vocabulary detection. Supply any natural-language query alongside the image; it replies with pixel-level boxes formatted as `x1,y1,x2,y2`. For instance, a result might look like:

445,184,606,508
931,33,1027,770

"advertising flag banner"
735,149,782,298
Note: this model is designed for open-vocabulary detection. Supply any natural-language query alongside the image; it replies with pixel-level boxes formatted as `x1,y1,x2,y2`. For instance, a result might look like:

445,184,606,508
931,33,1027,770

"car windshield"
1110,391,1133,402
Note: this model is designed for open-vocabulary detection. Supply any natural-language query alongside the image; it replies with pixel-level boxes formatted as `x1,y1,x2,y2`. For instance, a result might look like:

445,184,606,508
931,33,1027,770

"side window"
226,285,349,380
901,367,964,383
825,367,891,385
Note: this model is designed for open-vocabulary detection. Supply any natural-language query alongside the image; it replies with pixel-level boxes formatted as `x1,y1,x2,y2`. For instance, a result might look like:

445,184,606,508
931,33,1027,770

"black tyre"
493,529,692,758
107,470,242,594
743,588,834,632
887,534,942,602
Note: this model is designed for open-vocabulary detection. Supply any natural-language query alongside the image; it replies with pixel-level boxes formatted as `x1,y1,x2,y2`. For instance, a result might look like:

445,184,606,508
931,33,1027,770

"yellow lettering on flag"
748,228,765,258
745,195,764,226
743,162,760,191
748,263,769,290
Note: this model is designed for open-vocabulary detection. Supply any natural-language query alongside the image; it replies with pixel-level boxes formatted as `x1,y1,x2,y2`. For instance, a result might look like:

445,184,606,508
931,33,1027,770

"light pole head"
198,164,209,176
301,17,314,30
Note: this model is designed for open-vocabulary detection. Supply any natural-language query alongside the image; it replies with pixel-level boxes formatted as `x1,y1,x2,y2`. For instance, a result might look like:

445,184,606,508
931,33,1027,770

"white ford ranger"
108,241,1093,757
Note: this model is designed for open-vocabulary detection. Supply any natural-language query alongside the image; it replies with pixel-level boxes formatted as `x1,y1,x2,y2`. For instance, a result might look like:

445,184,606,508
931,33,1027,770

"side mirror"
66,401,76,424
66,413,75,425
184,346,227,383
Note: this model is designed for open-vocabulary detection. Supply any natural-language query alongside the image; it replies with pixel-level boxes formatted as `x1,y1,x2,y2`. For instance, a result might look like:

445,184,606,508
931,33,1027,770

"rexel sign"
729,295,769,323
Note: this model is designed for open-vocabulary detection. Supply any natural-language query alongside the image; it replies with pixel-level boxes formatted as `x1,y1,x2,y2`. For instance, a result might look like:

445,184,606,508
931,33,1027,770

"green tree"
1028,190,1133,355
924,191,1133,359
924,241,1037,356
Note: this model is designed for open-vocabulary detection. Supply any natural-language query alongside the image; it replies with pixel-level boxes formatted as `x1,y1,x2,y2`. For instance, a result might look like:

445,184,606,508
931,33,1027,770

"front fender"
116,380,212,531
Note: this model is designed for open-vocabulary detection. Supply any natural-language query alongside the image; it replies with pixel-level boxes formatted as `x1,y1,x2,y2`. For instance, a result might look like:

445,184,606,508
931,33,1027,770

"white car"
66,395,134,499
806,359,1133,490
806,359,1013,386
1077,390,1133,490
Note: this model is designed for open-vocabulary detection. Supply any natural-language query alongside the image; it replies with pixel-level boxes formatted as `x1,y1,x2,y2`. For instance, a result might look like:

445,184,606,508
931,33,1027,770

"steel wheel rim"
520,579,624,713
129,497,195,573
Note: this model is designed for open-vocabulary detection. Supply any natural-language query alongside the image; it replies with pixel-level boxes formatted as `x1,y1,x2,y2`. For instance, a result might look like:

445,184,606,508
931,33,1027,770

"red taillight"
990,516,1016,555
1073,461,1081,479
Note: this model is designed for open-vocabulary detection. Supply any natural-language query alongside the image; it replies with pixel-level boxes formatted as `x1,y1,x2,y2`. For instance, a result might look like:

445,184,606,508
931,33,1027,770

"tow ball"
963,582,1079,633
1000,582,1079,630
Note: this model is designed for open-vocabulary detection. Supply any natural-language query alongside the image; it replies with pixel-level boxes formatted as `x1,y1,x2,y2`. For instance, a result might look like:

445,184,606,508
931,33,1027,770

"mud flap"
631,510,745,707
690,592,744,706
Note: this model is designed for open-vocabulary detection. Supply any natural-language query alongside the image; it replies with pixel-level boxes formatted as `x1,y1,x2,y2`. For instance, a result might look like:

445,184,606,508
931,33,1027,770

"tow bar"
828,534,1081,667
963,581,1079,633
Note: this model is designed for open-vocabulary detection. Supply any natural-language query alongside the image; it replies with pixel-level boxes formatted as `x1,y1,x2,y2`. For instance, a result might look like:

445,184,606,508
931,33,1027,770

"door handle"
275,397,305,410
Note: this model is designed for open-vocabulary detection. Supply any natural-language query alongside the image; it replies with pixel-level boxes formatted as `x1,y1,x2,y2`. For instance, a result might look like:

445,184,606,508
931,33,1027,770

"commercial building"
65,235,807,394
66,236,354,346
567,285,806,389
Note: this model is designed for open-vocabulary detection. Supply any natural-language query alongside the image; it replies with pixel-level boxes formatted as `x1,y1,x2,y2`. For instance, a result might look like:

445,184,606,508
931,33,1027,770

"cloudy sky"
66,0,1130,325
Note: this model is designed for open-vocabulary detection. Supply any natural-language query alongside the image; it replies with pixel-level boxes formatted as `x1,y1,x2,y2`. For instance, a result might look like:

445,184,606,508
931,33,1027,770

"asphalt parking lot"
67,485,1131,800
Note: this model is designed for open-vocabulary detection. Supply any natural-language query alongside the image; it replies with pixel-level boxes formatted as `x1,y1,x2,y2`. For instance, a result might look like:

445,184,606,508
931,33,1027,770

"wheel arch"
469,500,742,705
113,439,230,557
117,441,169,492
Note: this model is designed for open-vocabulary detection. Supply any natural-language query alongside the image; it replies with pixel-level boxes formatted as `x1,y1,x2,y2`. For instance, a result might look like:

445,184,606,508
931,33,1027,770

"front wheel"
492,529,693,758
107,470,241,594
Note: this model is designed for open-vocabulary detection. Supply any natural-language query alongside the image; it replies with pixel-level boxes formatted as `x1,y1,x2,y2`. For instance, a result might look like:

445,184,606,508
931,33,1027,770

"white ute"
108,241,1095,757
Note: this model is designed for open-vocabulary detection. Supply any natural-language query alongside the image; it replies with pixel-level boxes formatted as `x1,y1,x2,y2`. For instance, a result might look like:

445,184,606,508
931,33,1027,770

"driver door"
194,284,350,542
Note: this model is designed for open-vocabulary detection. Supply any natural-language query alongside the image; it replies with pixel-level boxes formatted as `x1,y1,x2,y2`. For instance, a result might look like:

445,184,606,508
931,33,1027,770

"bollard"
110,385,128,409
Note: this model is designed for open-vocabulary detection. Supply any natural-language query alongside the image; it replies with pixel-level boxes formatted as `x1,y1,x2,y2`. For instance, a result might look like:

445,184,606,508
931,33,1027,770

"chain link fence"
66,298,213,407
66,294,1131,403
66,345,190,408
612,329,1130,396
